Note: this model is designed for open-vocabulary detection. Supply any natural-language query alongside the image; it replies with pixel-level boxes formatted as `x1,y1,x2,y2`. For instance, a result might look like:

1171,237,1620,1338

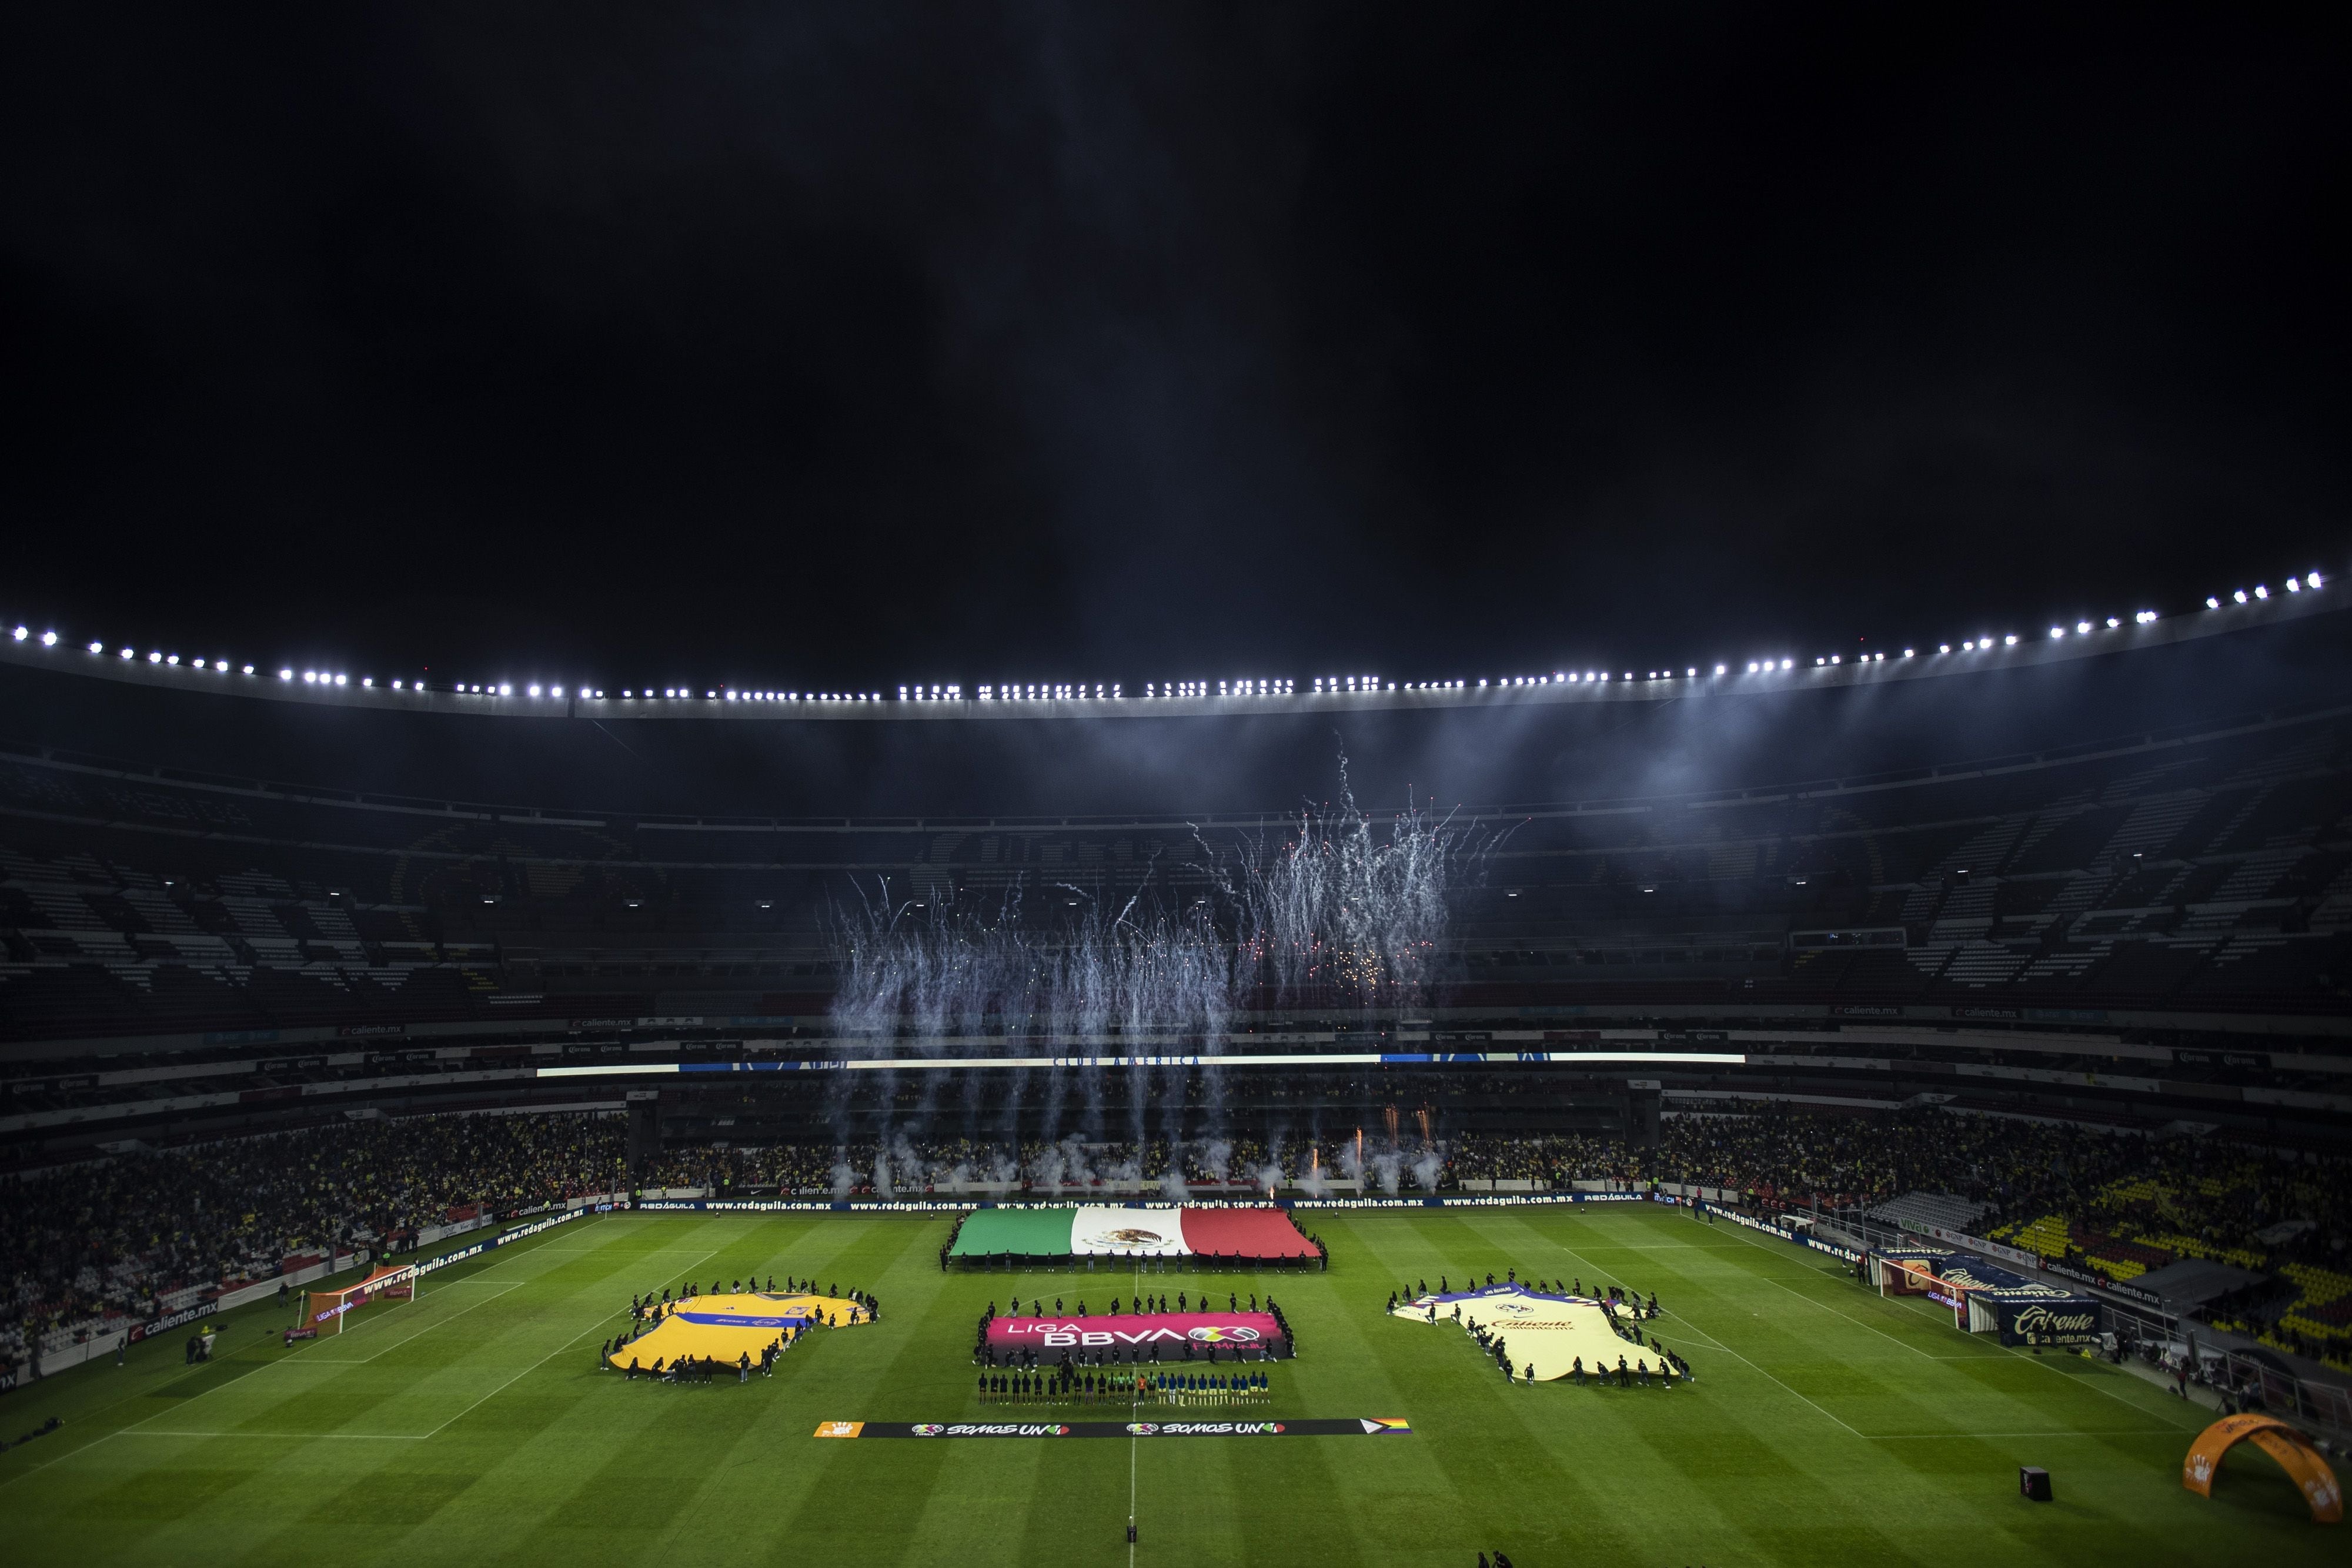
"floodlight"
8,626,22,641
2107,617,2120,628
213,660,226,671
362,678,372,688
2050,627,2064,638
120,647,133,658
1714,664,1726,675
2286,577,2301,592
1903,648,1914,657
2003,634,2018,645
2254,584,2269,599
335,674,347,686
165,654,179,664
2232,590,2247,603
148,651,162,663
1746,662,1757,673
89,641,103,654
553,686,563,698
2207,597,2221,609
279,668,292,680
530,684,542,697
2308,572,2323,589
1779,659,1792,670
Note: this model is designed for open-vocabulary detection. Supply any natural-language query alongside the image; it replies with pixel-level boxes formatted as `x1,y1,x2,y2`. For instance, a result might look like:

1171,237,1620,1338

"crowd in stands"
642,1132,1416,1196
9,1105,2347,1373
2,1113,626,1366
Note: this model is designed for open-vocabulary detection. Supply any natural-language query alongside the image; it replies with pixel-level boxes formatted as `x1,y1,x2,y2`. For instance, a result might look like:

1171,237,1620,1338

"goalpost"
300,1263,421,1336
1873,1256,1968,1331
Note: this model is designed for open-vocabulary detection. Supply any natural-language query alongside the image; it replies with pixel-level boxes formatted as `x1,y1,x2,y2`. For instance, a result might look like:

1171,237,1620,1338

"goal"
1873,1255,1967,1330
300,1263,420,1336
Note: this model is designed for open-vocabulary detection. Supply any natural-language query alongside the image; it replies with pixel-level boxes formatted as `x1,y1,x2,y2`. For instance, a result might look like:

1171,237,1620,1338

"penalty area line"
1863,1429,2184,1440
111,1439,428,1448
306,1281,523,1363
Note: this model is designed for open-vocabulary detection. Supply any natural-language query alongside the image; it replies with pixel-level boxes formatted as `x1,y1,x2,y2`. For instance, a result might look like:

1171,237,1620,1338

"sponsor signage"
1703,1202,1865,1261
1830,1004,1905,1018
1985,1292,2104,1348
129,1302,216,1343
988,1313,1283,1353
336,1024,406,1038
2173,1049,2269,1069
818,1418,1409,1439
1949,1005,2020,1021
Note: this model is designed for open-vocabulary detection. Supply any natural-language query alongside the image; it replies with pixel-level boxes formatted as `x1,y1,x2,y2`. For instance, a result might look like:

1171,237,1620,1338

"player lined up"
977,1367,1271,1406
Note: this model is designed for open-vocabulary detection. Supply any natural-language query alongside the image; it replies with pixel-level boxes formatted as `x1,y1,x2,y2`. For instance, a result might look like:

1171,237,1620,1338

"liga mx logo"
1187,1325,1262,1344
912,1424,946,1436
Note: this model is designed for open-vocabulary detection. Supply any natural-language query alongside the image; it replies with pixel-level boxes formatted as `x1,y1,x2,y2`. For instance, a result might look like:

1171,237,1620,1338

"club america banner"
988,1312,1287,1357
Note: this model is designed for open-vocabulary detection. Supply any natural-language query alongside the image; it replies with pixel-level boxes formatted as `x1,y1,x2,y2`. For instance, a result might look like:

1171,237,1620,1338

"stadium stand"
1,609,2347,1391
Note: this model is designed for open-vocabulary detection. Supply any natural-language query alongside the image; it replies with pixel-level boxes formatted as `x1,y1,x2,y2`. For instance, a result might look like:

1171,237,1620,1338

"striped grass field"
0,1202,2334,1566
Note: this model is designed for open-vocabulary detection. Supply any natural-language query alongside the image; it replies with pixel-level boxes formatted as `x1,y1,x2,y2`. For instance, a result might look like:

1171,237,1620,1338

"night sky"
4,6,2344,696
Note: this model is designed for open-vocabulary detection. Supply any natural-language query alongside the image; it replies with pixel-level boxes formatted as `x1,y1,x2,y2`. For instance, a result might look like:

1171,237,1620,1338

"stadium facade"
2,589,2347,1159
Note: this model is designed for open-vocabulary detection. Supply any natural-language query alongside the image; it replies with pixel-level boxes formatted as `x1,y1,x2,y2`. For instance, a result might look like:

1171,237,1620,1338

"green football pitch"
1,1203,2333,1566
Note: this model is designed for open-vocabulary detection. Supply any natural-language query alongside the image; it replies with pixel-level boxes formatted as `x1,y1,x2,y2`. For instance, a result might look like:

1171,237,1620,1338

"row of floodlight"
6,569,2327,706
2210,574,2321,607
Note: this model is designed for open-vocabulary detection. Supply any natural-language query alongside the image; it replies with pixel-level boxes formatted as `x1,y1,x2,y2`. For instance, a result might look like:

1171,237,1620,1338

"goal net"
1874,1256,1967,1330
300,1264,419,1335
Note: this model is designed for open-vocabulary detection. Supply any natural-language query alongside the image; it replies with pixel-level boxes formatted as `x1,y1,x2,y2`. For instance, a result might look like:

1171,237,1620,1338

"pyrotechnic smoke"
824,770,1480,1152
1253,1134,1287,1196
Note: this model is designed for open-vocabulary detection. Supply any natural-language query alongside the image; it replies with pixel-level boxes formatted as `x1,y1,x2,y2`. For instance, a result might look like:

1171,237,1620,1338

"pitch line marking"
1689,1216,1963,1360
1668,1213,2206,1436
1863,1429,2182,1440
1989,1336,2203,1432
116,1439,428,1448
1521,1229,1865,1438
0,1219,629,1490
405,1244,721,1441
306,1282,522,1363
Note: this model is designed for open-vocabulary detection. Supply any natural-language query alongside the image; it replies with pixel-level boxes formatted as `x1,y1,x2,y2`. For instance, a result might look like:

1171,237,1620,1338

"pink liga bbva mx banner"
988,1312,1284,1354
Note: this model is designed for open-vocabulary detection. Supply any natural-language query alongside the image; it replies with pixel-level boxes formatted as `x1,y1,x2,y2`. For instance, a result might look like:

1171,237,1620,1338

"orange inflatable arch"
2181,1413,2341,1524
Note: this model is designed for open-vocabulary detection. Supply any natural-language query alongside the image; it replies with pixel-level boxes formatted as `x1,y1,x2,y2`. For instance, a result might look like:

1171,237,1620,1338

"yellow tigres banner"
608,1292,868,1372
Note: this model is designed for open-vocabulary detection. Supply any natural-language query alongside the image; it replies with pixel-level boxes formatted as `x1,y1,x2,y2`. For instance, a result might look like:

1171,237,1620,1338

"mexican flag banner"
950,1205,1317,1262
